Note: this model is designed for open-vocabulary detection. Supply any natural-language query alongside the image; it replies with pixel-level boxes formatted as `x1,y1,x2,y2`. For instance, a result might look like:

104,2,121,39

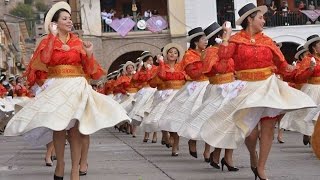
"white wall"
80,0,102,36
264,25,320,45
184,0,217,31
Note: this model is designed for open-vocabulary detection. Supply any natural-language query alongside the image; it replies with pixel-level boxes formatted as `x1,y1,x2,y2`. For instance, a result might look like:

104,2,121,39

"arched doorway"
279,42,300,64
108,51,143,73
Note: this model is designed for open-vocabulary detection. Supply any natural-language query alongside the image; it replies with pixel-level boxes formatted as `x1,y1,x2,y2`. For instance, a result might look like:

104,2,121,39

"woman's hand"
286,64,295,72
157,55,164,63
221,21,232,41
310,57,316,71
83,41,93,58
48,22,58,36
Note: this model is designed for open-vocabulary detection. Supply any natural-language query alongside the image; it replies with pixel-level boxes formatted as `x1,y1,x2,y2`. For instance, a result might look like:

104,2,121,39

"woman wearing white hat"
114,61,140,136
200,3,316,179
281,35,320,148
141,43,186,156
128,52,158,141
4,2,129,180
159,27,209,157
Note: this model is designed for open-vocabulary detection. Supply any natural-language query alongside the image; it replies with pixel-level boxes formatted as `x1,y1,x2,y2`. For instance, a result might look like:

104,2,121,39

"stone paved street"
0,128,319,180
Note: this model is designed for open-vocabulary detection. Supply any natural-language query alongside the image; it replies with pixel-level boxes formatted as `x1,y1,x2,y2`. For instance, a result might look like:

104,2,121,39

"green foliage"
9,3,34,19
35,1,49,12
24,0,33,5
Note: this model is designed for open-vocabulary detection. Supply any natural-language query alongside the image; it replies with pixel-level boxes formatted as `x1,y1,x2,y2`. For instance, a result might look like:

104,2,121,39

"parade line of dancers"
1,1,319,180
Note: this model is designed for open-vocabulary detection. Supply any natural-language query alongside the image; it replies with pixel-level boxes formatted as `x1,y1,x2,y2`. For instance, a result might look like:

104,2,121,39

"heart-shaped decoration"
109,18,136,37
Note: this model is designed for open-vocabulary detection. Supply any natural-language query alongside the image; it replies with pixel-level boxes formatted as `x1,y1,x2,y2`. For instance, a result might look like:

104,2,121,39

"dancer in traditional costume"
159,27,209,158
200,3,316,179
141,43,186,155
178,22,242,170
4,2,129,179
128,51,158,141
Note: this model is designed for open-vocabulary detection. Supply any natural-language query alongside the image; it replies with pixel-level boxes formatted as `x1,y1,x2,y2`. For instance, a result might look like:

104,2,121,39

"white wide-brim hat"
44,1,71,34
139,51,153,62
162,43,185,62
235,3,267,25
122,61,136,74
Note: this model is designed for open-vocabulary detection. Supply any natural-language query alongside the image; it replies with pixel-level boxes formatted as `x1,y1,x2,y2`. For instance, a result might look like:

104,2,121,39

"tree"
35,1,49,12
24,0,33,5
10,3,34,19
10,3,35,37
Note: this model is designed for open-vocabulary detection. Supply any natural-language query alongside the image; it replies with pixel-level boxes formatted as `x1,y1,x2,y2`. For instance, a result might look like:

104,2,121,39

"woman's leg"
210,148,221,164
171,132,179,155
224,149,235,166
80,134,90,173
257,118,277,179
245,126,259,169
152,132,157,143
203,143,210,161
53,130,66,177
68,125,82,180
45,141,54,166
143,132,150,142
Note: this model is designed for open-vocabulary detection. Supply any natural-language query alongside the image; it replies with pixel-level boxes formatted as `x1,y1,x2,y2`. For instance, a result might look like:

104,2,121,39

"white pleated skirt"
280,83,320,136
4,77,130,146
200,75,316,149
128,87,156,126
141,89,178,133
178,81,245,141
159,81,209,132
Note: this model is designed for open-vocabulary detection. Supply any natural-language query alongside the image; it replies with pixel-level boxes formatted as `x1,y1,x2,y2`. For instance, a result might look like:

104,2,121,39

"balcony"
218,10,320,28
264,11,312,27
101,16,169,34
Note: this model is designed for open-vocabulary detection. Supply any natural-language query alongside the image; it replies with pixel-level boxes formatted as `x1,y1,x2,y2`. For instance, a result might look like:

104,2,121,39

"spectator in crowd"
270,0,278,14
308,1,316,10
280,1,289,25
144,9,152,20
152,9,159,16
298,1,306,10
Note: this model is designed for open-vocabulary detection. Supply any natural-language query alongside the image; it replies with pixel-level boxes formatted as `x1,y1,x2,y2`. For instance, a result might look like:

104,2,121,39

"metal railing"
264,11,310,27
218,11,319,28
101,16,169,33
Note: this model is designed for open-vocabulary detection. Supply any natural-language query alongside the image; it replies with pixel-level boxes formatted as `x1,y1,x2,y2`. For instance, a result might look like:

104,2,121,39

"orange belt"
191,75,209,82
48,65,87,79
126,87,139,93
308,77,320,84
164,80,186,89
141,82,150,88
236,67,273,81
209,73,235,84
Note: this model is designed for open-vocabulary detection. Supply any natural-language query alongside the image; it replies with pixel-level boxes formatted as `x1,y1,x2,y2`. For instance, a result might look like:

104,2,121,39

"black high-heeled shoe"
51,156,57,161
220,158,239,171
143,138,149,143
303,135,310,145
252,167,267,180
45,158,53,167
114,126,120,132
161,140,166,145
203,154,210,163
54,174,63,180
277,137,285,144
79,163,88,176
209,152,220,169
188,140,197,158
171,152,179,156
